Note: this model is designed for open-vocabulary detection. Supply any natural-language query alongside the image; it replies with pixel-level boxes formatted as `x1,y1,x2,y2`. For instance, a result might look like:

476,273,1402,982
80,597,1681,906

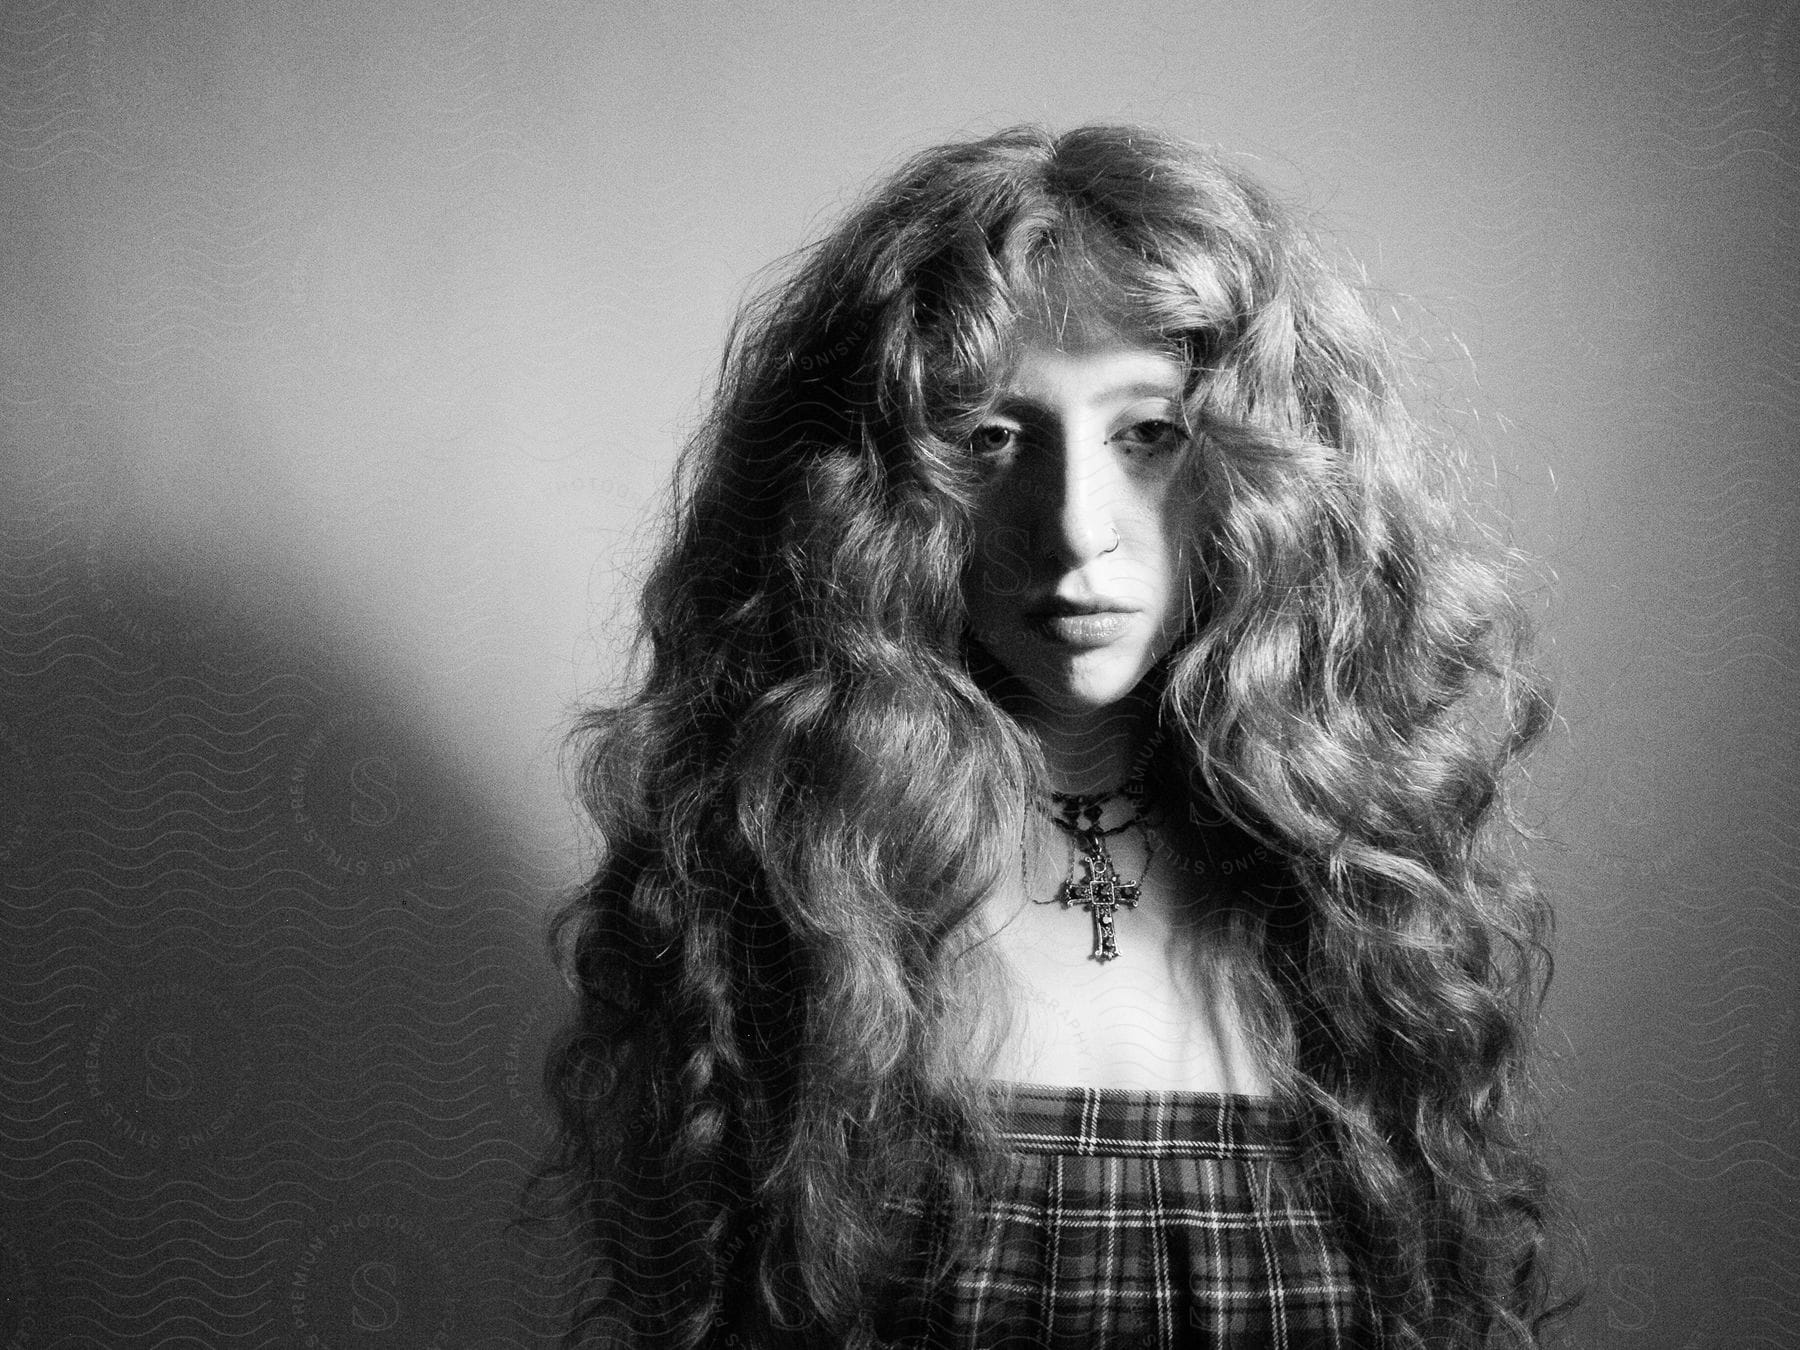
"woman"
540,125,1575,1348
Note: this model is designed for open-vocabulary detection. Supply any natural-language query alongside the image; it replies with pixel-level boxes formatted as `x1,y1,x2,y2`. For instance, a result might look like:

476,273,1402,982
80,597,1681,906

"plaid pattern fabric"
874,1082,1378,1349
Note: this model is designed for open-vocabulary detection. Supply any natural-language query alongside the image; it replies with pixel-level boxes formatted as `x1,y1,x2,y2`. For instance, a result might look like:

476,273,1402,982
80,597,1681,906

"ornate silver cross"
1062,833,1141,961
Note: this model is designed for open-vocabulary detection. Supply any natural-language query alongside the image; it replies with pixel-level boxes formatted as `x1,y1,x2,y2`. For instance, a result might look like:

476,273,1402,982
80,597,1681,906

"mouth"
1023,598,1137,648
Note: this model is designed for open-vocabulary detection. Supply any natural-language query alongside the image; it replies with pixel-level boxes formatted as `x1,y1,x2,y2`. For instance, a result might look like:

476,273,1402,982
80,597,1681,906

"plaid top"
873,1081,1379,1349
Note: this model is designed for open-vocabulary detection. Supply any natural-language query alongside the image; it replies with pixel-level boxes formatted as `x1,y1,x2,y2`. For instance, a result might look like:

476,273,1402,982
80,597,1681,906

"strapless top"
872,1080,1379,1348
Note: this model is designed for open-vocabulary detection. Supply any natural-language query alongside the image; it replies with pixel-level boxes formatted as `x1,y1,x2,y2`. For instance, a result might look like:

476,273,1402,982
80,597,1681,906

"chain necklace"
1035,772,1157,962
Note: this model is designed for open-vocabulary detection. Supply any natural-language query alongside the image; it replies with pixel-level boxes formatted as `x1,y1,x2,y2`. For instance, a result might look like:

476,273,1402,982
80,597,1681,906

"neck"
1026,693,1158,797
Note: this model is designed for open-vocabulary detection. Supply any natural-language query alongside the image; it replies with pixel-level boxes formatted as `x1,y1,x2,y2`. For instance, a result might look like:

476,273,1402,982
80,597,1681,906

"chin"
966,626,1167,717
1019,653,1156,714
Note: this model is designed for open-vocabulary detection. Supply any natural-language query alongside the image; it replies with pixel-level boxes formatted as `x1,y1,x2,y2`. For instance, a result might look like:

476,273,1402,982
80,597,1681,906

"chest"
972,830,1270,1095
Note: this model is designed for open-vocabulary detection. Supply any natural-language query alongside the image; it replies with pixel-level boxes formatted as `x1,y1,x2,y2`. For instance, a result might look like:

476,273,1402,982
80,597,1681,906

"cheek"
968,522,1034,612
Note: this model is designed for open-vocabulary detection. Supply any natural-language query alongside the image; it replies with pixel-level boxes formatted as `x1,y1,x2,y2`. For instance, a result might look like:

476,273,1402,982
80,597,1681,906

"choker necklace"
1037,775,1157,962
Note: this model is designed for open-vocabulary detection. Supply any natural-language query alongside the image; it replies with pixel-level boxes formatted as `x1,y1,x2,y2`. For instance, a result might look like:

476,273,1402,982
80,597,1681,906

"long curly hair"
538,124,1574,1348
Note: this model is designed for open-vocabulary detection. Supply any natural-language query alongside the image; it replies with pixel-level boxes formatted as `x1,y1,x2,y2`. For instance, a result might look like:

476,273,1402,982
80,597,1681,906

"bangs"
918,204,1244,436
1001,218,1185,353
847,130,1291,484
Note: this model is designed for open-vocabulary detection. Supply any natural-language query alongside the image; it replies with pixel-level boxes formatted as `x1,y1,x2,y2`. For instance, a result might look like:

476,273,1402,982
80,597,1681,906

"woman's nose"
1034,430,1120,566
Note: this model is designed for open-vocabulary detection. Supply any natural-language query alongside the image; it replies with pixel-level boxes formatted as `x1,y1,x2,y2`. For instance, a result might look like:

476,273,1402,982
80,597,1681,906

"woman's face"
963,326,1199,720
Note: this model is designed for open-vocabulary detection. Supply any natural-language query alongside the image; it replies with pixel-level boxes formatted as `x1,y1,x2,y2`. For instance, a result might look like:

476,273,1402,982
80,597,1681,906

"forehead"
998,325,1187,406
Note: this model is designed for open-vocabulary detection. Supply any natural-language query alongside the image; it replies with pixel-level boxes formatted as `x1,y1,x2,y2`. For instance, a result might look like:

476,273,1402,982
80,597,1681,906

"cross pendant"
1062,839,1140,961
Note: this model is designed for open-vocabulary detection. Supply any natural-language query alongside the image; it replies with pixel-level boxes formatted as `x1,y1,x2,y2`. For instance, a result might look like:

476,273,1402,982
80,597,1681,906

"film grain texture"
1,0,1795,1344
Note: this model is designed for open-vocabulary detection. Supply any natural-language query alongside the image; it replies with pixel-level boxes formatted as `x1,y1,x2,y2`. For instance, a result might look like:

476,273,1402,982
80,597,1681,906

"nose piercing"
1101,525,1120,555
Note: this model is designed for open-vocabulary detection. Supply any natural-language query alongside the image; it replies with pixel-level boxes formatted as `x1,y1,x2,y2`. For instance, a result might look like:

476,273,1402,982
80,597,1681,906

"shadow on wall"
0,450,584,1346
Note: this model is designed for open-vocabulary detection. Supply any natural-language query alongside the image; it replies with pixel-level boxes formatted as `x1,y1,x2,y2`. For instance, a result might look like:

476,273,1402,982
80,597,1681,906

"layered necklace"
1036,764,1157,962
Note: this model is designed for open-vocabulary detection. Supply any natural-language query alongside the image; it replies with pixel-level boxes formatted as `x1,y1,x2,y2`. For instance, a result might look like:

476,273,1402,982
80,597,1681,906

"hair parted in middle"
543,124,1564,1349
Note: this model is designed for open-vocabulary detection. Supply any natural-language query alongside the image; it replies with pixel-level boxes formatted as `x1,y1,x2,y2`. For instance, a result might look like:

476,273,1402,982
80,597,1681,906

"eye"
1111,418,1188,458
970,422,1022,458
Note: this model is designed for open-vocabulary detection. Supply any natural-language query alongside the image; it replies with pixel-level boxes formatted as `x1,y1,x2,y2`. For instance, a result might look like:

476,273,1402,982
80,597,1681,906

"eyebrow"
993,379,1185,408
1095,379,1184,401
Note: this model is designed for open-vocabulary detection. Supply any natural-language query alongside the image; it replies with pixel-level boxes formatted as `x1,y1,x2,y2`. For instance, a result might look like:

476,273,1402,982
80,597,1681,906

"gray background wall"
2,0,1794,1344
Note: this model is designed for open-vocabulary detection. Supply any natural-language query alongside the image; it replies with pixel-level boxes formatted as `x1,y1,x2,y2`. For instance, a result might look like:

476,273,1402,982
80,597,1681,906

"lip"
1024,595,1136,619
1023,596,1138,648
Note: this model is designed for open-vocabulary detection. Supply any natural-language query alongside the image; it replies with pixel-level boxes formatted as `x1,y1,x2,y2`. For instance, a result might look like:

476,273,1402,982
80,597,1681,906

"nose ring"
1101,525,1120,555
